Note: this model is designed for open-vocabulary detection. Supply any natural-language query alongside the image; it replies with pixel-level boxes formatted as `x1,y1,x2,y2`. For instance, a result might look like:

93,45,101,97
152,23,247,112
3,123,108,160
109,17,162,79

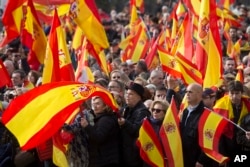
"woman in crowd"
80,96,120,167
139,100,169,167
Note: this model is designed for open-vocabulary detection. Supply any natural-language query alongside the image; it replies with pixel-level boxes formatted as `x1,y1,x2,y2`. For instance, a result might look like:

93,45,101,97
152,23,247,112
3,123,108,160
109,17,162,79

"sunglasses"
151,108,164,113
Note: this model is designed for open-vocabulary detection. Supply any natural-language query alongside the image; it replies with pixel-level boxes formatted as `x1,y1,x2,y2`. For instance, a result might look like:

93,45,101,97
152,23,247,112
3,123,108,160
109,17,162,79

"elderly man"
118,82,150,167
180,83,213,167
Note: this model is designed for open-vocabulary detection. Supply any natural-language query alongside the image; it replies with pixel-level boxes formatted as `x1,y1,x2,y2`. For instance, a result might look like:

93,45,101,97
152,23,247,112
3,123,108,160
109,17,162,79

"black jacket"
180,101,213,167
119,101,151,167
85,112,120,167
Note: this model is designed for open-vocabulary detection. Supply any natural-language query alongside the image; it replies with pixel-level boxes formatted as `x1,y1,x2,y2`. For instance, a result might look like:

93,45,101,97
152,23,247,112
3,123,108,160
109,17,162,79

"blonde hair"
150,100,170,113
134,76,148,86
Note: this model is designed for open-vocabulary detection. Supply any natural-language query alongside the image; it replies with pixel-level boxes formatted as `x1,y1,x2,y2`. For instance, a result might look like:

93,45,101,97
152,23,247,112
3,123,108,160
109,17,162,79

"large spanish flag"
198,108,229,163
159,97,183,167
2,81,118,150
136,118,166,167
69,0,109,49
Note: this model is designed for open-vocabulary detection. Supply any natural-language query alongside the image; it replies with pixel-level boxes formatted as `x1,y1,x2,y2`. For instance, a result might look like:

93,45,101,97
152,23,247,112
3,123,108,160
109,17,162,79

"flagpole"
204,107,247,133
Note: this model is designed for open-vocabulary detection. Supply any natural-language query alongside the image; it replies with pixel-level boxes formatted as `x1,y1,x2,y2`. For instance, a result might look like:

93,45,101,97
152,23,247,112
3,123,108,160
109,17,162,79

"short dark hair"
137,60,148,72
13,69,26,79
156,85,167,92
227,81,244,92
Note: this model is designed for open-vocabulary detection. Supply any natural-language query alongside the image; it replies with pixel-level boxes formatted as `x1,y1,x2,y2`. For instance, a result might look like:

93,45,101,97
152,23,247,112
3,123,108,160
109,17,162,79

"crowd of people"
1,0,250,167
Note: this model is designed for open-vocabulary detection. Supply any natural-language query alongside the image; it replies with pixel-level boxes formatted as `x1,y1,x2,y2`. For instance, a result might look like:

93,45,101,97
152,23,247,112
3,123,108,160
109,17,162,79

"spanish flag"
213,95,250,139
158,47,203,86
123,19,150,63
2,81,118,150
75,37,95,83
42,9,61,84
21,0,47,68
198,108,229,163
137,118,166,167
160,97,183,167
69,0,109,50
195,0,223,88
0,0,26,47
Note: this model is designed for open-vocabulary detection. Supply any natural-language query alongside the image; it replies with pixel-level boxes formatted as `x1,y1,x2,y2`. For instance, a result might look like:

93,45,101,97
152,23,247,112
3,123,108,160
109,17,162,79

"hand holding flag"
2,82,118,150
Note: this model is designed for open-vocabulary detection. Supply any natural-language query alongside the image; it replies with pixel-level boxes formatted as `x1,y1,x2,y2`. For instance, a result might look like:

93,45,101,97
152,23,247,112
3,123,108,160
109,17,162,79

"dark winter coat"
85,112,120,167
119,101,151,167
180,101,213,167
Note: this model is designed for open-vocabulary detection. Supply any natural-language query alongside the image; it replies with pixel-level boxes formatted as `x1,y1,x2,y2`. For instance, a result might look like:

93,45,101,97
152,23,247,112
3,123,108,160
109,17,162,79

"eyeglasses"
151,108,164,113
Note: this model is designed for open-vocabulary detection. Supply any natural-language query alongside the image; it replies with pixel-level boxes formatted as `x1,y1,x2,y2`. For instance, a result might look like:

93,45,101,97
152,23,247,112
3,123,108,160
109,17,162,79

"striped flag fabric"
158,47,203,86
69,0,109,50
171,12,194,62
0,0,26,47
0,59,12,88
195,0,223,88
2,81,118,150
42,9,61,84
122,19,150,63
235,65,244,83
198,108,229,163
75,37,95,83
136,118,166,167
21,0,47,69
213,95,250,124
159,97,184,167
213,95,250,139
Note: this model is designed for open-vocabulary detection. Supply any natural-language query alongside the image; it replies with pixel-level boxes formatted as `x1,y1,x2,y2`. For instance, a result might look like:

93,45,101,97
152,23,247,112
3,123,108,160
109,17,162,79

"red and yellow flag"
213,95,250,139
198,108,229,163
69,0,109,50
72,26,84,52
171,12,194,61
42,9,61,84
0,0,26,47
42,9,76,166
158,47,203,86
0,59,11,88
21,0,47,69
169,3,178,45
123,19,150,63
2,82,118,150
75,37,95,83
213,95,250,125
137,118,166,167
195,0,223,88
160,97,183,167
145,35,160,70
42,9,75,83
219,0,235,10
235,65,244,83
